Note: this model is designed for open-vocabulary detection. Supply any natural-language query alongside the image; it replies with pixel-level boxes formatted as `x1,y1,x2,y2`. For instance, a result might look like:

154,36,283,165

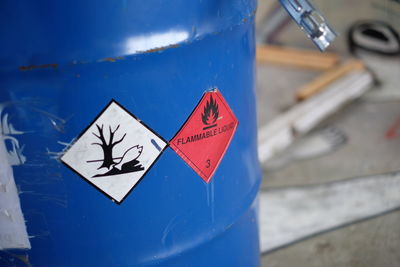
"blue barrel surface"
0,1,261,266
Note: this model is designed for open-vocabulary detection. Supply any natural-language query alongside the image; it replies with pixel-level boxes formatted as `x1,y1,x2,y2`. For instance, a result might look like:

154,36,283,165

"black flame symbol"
201,95,219,128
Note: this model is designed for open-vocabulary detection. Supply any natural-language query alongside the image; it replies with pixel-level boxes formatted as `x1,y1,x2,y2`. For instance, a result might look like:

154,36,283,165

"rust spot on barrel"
19,64,58,71
144,44,180,54
101,56,125,62
102,57,116,62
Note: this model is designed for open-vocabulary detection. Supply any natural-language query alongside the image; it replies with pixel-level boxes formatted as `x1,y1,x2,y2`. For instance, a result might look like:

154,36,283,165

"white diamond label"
61,100,167,204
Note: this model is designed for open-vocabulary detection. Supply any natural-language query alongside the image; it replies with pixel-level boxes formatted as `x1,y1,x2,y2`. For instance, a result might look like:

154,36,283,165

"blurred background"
256,0,400,266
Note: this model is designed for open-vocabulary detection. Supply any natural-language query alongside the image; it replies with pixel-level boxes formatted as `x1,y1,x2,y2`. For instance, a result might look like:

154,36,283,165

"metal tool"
279,0,337,51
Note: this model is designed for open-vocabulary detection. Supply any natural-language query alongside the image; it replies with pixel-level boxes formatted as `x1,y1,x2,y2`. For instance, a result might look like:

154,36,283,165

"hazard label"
170,89,238,183
61,100,167,204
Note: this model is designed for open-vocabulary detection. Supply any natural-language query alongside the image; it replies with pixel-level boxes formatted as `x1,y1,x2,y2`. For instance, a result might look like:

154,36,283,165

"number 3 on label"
206,159,211,168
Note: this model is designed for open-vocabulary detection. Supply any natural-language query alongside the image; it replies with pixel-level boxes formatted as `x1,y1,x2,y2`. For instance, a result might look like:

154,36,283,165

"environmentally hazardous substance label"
170,89,238,183
61,100,167,204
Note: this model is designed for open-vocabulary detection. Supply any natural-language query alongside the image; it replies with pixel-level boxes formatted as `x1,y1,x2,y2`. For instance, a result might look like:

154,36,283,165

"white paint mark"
0,112,24,135
46,140,76,161
0,183,7,193
0,209,11,219
0,106,27,166
0,135,31,249
3,136,26,166
259,172,400,253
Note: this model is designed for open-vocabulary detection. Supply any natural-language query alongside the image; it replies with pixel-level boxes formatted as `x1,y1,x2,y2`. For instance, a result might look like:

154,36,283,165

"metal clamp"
279,0,337,51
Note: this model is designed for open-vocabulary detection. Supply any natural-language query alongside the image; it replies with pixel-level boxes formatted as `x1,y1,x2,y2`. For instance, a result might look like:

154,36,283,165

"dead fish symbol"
113,145,143,170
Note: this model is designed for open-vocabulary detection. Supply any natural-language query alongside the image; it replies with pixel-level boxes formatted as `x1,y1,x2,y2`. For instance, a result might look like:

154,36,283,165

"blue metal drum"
0,1,261,266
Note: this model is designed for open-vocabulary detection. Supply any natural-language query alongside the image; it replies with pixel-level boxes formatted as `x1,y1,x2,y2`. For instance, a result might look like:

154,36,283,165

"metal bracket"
279,0,337,51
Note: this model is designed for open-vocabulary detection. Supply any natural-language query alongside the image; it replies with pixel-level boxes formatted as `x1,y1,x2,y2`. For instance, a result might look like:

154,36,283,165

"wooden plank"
296,59,365,101
258,71,374,163
256,45,339,70
260,172,400,253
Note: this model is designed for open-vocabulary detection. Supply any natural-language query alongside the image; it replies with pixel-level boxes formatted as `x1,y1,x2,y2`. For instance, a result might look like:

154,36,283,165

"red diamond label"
170,89,238,183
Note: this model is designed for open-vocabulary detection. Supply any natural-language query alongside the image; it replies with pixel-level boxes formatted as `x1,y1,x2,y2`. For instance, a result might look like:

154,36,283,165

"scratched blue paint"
0,0,261,266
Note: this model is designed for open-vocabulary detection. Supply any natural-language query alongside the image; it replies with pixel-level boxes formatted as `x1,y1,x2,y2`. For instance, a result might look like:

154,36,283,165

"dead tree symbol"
92,124,126,169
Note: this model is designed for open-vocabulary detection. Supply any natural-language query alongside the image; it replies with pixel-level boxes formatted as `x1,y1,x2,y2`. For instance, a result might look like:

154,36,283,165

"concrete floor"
257,62,400,266
256,2,400,265
258,64,400,267
261,210,400,267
